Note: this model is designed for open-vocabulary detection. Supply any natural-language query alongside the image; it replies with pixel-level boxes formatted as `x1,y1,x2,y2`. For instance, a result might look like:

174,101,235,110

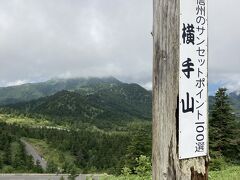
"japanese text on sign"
179,0,208,159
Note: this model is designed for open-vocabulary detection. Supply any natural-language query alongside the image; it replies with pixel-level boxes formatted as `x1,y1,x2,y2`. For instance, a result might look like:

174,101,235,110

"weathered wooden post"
152,0,208,179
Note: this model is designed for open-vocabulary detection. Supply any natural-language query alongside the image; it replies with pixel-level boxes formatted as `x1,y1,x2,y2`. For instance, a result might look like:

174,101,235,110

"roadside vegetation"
0,120,151,175
209,165,240,180
24,138,76,173
0,125,43,173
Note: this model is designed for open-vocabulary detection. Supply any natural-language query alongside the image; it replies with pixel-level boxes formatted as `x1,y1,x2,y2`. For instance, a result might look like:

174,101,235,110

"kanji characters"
182,23,195,45
181,92,194,113
195,142,205,152
182,58,195,79
179,0,208,157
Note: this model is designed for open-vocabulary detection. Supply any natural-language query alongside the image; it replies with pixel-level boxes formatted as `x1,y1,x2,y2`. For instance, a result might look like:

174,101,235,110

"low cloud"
6,80,28,87
0,0,152,87
0,0,239,92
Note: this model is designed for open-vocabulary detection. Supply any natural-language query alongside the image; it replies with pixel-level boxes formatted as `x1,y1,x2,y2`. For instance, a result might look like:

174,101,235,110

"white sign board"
179,0,208,159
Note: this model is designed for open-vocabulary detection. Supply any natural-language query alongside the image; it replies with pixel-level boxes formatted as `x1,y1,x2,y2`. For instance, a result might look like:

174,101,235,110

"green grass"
0,113,50,126
98,166,240,180
0,113,68,129
209,166,240,180
99,175,151,180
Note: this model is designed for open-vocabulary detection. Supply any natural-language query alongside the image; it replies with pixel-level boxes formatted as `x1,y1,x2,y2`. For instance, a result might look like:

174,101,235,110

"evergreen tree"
210,88,239,162
26,155,34,172
124,123,151,172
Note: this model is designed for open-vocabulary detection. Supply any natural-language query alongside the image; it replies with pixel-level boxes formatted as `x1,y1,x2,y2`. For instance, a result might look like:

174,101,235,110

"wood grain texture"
152,0,208,179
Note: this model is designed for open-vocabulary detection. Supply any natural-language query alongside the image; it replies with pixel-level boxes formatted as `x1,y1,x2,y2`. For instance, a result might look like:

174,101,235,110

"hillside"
0,77,153,174
0,78,152,127
1,77,239,123
229,92,240,118
0,78,239,176
0,77,121,105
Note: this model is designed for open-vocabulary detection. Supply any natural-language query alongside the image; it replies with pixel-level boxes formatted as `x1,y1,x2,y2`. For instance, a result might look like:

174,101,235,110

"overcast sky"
0,0,239,93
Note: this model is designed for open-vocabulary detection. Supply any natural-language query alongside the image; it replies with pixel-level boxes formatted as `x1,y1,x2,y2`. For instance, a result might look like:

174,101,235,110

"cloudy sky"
0,0,239,93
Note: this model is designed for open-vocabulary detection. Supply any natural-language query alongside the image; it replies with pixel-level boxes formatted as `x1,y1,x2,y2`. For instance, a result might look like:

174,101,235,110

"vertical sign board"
179,0,208,159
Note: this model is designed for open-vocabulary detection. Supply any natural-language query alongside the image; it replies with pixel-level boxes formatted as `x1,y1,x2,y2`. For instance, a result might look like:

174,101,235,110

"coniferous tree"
124,123,151,172
210,88,239,162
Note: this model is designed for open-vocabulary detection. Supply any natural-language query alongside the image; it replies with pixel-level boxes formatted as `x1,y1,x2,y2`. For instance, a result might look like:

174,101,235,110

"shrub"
134,155,151,177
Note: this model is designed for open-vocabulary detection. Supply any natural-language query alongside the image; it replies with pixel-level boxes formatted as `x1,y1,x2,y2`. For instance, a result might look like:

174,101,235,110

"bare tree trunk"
152,0,208,179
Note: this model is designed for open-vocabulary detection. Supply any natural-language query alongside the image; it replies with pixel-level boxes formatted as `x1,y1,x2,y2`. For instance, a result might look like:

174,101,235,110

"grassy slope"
0,113,69,129
209,166,240,180
100,175,151,180
99,166,240,180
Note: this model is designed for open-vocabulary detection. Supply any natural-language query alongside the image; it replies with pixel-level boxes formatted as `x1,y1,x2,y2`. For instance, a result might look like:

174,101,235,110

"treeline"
0,84,152,127
0,108,151,132
0,121,152,174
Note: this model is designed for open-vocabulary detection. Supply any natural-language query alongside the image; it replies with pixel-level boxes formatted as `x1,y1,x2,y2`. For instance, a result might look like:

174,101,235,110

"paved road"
0,174,101,180
20,139,47,170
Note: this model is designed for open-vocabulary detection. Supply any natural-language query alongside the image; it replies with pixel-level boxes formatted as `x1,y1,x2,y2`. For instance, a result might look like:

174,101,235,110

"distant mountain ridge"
209,91,240,119
0,77,239,121
0,77,152,123
229,91,240,118
0,77,121,105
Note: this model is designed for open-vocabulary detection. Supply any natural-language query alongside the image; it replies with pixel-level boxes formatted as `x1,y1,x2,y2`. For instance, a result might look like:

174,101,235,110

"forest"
0,78,239,179
0,121,151,175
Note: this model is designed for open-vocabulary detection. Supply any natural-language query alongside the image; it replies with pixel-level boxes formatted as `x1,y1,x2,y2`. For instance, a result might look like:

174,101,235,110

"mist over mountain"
1,77,239,122
0,77,152,125
0,77,121,105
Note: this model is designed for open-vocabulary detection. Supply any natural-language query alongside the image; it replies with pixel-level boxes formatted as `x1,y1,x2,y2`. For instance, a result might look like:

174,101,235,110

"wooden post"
152,0,208,179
